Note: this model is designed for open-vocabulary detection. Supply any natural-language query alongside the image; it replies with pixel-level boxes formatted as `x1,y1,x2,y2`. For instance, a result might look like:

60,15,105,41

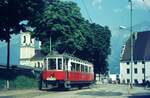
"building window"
134,68,138,74
127,68,130,74
127,79,130,84
142,61,145,64
35,63,36,68
134,61,137,65
142,68,145,74
134,79,138,84
126,62,130,65
122,79,125,84
23,36,26,43
38,62,40,68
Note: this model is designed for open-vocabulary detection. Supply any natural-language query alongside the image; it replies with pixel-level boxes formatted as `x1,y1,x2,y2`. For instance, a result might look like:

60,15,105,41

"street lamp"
129,0,133,89
119,0,133,89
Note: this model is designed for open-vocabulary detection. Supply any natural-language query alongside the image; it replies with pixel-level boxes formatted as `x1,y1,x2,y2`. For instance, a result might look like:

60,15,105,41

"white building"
20,31,35,66
109,74,118,83
19,29,45,68
120,31,150,84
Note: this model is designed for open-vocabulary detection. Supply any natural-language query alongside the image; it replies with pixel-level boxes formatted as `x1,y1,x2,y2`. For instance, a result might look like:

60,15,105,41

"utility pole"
6,32,10,89
129,0,133,89
50,35,52,54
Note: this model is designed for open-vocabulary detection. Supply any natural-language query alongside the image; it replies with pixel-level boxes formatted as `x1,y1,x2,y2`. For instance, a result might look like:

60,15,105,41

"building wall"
145,61,150,81
120,61,150,84
20,31,35,66
20,47,35,59
31,60,44,68
20,59,33,67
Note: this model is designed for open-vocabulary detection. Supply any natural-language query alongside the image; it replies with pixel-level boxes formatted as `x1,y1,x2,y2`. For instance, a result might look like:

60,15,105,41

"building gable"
121,31,150,61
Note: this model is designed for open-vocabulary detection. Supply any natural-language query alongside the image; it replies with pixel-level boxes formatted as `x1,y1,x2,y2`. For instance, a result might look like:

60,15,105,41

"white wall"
120,61,150,84
31,60,44,68
145,61,150,81
20,32,35,66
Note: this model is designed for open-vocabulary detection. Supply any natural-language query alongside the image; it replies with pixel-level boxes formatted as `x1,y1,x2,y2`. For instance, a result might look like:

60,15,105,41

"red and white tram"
39,54,94,89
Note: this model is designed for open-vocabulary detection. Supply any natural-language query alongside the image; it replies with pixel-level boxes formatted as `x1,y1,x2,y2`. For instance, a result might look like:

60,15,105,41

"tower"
20,30,35,67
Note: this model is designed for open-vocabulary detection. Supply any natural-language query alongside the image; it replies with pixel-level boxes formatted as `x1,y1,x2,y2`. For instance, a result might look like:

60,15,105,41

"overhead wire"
81,0,92,23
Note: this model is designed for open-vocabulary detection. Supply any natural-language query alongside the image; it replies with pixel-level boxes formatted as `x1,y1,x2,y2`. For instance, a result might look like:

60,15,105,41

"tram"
38,54,94,90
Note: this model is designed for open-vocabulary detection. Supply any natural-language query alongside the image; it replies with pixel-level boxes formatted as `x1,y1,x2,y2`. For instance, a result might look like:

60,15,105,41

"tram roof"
47,53,93,65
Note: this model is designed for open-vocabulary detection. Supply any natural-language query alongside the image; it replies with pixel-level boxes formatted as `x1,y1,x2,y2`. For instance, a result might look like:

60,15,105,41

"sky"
66,0,150,73
69,0,150,28
1,0,150,73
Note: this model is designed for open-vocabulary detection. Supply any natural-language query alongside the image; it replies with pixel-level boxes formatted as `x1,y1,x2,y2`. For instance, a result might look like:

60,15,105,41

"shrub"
10,76,38,89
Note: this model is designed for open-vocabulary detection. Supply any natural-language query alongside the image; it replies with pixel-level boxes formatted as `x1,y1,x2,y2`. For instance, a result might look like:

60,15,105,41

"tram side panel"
67,59,94,84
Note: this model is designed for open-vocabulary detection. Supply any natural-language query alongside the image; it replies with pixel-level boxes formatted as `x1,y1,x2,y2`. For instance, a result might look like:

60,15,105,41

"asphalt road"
0,84,150,98
128,93,150,98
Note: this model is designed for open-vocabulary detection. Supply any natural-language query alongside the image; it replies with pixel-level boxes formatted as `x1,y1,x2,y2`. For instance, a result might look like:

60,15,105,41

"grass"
0,76,38,90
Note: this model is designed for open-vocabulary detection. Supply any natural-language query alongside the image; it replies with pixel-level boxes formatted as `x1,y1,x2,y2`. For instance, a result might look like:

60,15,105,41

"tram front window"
48,58,56,70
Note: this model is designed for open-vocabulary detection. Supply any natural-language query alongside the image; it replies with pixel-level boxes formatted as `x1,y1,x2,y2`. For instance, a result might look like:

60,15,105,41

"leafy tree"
0,0,46,69
88,24,111,75
29,0,87,55
30,0,111,75
76,23,111,75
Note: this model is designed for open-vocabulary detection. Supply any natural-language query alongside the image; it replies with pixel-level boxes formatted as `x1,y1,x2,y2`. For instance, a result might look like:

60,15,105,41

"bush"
10,76,38,89
0,80,5,90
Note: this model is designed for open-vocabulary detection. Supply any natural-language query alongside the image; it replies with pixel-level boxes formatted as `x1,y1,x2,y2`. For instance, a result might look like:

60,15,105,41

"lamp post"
129,0,133,89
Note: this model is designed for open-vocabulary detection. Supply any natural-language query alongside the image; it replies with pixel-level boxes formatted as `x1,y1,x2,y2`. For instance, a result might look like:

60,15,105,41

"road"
0,84,150,98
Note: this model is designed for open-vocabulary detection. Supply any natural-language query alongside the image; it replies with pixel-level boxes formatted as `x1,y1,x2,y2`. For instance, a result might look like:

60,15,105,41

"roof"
47,52,93,65
31,50,46,60
121,31,150,61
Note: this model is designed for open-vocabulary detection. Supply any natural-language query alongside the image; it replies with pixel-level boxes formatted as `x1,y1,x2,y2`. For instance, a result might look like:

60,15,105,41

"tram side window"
63,59,66,70
76,64,80,71
81,65,84,72
71,62,75,71
44,59,47,70
89,67,91,73
58,58,62,70
63,59,68,70
48,58,56,70
85,66,88,72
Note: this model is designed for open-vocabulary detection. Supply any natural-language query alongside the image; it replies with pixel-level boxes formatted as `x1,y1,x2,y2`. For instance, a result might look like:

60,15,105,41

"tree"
89,24,111,74
30,0,111,75
0,0,46,70
29,0,87,55
76,23,111,75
